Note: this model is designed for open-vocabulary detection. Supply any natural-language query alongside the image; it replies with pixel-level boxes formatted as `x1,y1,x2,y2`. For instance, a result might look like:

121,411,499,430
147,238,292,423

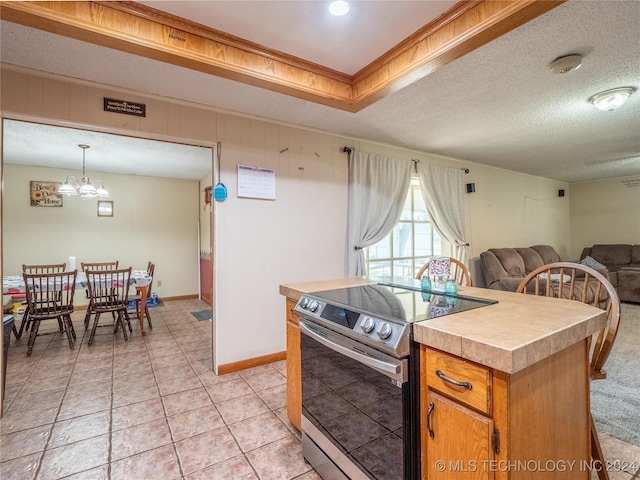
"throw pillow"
579,255,607,271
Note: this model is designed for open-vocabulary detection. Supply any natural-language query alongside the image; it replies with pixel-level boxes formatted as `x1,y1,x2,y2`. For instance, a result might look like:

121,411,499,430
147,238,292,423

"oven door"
300,319,413,480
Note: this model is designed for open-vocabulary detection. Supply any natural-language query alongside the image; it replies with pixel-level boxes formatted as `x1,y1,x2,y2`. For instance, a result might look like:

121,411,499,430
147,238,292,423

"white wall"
569,175,640,258
2,67,602,373
3,163,200,305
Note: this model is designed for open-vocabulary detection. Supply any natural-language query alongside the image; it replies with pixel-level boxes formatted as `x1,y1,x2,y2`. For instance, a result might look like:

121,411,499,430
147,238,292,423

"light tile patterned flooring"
1,299,320,480
1,300,638,480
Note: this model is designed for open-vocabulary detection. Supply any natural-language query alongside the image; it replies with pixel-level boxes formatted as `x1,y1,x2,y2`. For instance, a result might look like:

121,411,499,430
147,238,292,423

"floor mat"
191,309,212,321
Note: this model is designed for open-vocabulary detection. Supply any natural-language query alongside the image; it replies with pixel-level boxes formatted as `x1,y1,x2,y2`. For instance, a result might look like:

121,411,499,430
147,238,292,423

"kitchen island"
280,277,607,479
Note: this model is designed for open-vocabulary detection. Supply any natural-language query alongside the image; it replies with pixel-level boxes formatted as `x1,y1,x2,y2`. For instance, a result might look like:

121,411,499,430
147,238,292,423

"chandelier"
57,144,110,199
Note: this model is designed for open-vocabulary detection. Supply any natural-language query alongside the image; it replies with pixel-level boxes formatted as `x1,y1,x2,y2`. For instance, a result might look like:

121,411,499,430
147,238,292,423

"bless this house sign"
30,181,63,207
104,97,146,117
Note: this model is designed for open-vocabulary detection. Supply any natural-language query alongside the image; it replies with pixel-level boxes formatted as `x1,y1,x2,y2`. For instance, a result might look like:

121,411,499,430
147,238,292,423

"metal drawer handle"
426,402,435,438
436,369,473,390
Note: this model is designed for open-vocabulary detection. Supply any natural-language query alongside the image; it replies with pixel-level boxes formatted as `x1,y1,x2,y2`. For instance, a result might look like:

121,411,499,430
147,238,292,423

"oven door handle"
300,321,403,377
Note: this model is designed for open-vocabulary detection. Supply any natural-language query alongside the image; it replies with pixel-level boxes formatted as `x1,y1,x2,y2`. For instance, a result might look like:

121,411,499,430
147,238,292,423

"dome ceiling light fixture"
589,87,636,112
549,54,583,74
329,0,350,16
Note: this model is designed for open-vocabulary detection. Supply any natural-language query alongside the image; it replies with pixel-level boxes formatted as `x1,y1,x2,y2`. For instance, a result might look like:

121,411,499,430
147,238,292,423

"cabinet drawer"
425,347,492,415
286,298,300,325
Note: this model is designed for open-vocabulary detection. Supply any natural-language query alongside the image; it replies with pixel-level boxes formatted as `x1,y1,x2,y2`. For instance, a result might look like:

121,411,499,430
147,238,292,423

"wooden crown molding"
0,1,564,112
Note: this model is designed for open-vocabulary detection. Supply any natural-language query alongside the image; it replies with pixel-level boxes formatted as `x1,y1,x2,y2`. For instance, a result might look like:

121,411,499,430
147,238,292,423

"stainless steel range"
294,278,497,480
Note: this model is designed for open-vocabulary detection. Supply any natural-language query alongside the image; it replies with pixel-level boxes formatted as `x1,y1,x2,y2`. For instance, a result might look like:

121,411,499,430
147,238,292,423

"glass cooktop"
309,278,497,324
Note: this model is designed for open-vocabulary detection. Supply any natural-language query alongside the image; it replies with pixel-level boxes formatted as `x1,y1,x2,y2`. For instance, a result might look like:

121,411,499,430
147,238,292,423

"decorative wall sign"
97,201,114,217
237,165,276,200
103,97,146,117
30,181,63,207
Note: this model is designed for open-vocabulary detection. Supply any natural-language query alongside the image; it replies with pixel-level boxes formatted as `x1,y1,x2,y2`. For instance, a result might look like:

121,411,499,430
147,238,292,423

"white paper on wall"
237,165,276,200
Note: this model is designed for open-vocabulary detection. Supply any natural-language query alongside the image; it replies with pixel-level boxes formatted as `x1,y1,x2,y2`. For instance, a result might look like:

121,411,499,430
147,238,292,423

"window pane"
366,178,451,277
369,233,391,260
414,187,428,221
414,223,432,257
393,260,414,277
394,223,413,258
415,257,429,277
433,232,442,256
369,261,391,276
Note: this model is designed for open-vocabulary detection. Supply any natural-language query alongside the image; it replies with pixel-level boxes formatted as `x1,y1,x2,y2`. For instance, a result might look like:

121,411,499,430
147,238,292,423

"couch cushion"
515,248,544,273
489,248,526,277
591,244,632,267
530,245,562,264
632,245,640,264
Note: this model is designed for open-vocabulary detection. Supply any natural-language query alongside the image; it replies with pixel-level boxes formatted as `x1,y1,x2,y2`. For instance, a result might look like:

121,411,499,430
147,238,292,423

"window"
366,177,449,277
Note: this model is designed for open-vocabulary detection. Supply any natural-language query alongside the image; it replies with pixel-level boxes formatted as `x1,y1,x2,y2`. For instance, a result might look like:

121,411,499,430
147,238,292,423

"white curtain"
347,151,413,275
416,163,470,265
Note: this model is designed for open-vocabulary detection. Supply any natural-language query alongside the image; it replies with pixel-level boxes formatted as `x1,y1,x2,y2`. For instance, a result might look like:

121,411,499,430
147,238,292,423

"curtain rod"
412,158,470,173
347,149,469,173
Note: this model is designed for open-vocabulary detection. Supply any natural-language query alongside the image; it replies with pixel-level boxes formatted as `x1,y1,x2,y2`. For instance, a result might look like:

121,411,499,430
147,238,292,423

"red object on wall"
204,186,212,206
200,254,213,305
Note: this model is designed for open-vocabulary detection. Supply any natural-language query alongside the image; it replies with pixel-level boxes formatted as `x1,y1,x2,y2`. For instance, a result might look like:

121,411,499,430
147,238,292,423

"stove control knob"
361,317,375,333
299,297,309,309
378,323,393,340
308,300,320,313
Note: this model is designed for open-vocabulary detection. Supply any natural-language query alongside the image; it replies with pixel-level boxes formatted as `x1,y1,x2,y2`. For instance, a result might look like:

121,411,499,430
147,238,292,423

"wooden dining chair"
81,261,119,328
22,270,77,356
516,262,621,480
85,267,133,346
81,261,119,272
129,262,155,330
17,263,68,339
415,257,472,286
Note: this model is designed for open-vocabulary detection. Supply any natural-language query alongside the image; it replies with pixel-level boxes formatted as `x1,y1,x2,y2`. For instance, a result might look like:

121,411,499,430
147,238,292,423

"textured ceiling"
2,120,212,180
1,0,639,183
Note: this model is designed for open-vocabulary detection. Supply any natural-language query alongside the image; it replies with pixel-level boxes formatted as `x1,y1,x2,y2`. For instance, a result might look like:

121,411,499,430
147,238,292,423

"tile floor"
1,299,319,480
1,300,638,480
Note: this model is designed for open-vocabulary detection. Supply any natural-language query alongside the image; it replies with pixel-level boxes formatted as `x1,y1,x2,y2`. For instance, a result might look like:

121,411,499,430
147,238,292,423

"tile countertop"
279,277,607,374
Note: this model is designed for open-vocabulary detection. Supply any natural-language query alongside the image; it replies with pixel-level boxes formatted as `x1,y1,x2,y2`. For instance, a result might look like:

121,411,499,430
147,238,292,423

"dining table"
3,269,153,336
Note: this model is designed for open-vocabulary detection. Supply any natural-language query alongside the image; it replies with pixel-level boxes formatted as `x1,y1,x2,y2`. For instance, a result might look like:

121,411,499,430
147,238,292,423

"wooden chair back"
81,261,119,272
85,267,131,312
23,270,77,318
80,261,119,300
516,262,621,480
22,270,78,355
22,263,67,274
146,262,155,291
415,257,472,286
515,261,620,379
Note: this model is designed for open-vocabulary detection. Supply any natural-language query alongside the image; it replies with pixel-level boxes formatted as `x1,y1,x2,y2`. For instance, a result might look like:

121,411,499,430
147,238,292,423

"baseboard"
218,351,286,375
160,294,199,302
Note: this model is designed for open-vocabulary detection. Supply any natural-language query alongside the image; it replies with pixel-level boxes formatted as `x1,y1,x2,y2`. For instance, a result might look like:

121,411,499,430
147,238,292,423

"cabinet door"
285,299,301,431
424,391,494,480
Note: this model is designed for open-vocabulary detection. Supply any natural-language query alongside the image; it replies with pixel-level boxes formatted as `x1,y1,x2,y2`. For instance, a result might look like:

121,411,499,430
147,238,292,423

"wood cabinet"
421,342,591,479
285,297,302,431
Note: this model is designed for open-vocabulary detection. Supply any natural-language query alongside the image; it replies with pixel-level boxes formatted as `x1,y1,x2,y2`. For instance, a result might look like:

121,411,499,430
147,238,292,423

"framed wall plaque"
30,181,63,207
97,201,113,217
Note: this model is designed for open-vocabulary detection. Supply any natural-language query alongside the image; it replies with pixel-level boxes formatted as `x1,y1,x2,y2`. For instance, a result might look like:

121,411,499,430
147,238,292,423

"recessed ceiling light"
329,0,350,16
589,87,636,111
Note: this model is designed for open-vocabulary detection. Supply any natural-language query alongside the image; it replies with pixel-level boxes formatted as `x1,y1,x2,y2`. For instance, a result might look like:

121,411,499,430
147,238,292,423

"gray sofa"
479,245,563,291
580,244,640,303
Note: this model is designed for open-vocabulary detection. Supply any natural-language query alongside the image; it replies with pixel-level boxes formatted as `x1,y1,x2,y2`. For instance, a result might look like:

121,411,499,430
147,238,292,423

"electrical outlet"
157,280,162,287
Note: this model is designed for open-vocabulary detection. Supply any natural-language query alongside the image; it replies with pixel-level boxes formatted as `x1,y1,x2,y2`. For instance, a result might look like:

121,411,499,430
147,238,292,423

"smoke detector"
549,54,583,74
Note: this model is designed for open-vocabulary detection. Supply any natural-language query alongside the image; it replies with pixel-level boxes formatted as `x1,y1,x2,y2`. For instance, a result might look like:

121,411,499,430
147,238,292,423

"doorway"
1,117,216,413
